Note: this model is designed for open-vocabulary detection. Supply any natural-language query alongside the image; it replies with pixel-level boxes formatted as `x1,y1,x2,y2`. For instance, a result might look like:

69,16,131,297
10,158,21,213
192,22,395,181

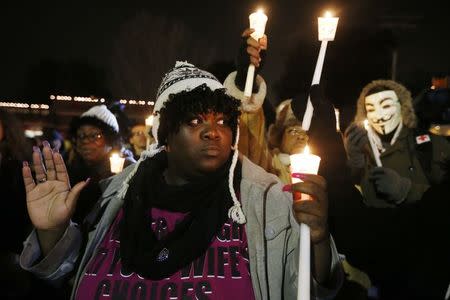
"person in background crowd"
66,104,135,224
266,99,309,183
343,79,450,299
0,109,33,299
128,122,151,160
19,61,343,299
344,79,450,207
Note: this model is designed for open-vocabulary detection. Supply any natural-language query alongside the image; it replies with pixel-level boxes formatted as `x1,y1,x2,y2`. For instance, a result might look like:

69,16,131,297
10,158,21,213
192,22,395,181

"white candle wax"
364,120,382,167
244,9,268,98
289,146,321,201
318,11,339,41
110,153,125,174
145,115,154,127
249,10,268,40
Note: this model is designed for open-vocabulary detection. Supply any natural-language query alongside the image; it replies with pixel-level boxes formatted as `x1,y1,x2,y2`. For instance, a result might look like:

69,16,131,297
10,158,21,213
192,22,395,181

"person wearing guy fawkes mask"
344,79,450,208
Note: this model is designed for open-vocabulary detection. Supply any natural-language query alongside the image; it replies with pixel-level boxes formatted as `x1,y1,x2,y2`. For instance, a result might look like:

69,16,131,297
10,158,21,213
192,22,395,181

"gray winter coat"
20,156,343,299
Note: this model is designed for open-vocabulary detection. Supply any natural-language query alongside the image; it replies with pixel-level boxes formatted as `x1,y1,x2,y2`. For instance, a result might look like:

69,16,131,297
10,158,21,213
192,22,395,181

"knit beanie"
80,105,119,133
151,61,225,142
118,61,246,224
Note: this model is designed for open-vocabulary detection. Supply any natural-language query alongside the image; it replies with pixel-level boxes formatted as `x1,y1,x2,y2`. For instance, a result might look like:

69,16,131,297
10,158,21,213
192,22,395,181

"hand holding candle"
244,9,268,99
289,145,321,300
110,152,125,174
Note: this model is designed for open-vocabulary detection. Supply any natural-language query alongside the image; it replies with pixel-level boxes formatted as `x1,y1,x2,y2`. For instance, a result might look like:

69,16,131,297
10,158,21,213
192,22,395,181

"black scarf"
120,151,241,280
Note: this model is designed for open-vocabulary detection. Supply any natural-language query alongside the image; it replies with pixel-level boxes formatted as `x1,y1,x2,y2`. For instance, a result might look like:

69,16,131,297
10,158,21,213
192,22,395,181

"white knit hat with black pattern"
117,61,246,224
151,61,225,143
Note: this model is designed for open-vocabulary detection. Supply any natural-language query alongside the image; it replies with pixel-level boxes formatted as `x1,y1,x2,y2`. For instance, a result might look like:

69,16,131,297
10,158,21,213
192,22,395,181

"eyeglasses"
286,128,306,136
131,131,146,137
76,132,103,143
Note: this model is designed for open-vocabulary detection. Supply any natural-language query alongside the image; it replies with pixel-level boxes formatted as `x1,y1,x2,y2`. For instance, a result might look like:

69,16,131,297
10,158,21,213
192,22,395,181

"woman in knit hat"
66,104,135,223
19,61,343,299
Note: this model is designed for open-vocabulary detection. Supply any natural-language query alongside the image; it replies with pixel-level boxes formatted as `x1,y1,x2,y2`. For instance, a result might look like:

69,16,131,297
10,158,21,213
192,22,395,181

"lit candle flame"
324,11,333,18
257,8,264,14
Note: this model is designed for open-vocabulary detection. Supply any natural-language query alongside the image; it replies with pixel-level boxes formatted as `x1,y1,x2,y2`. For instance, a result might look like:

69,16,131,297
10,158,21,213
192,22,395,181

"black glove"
369,167,411,204
343,123,368,169
235,34,266,92
291,84,325,120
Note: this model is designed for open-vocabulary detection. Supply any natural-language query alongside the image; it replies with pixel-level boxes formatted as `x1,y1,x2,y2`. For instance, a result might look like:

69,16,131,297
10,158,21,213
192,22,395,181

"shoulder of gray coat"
241,155,281,187
99,163,137,198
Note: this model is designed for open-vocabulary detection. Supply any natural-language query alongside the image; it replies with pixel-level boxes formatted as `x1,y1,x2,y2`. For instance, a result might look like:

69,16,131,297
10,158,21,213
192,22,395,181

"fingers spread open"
42,142,56,180
32,146,47,182
53,151,70,185
22,161,36,193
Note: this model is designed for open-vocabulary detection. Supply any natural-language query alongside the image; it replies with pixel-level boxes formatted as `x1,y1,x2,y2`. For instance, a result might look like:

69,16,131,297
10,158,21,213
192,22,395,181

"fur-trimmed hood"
354,79,417,128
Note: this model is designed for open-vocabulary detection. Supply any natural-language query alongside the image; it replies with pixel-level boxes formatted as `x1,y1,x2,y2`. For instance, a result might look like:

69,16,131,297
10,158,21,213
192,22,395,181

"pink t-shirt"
76,207,255,300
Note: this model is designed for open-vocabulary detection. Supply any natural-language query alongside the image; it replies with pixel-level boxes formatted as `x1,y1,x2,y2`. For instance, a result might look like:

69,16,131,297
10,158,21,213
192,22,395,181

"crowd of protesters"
1,25,449,300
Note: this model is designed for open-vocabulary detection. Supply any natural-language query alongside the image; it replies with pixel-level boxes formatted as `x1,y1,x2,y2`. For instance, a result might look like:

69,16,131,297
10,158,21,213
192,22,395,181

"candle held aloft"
249,9,268,40
244,9,268,98
110,153,125,174
318,11,339,41
301,10,339,131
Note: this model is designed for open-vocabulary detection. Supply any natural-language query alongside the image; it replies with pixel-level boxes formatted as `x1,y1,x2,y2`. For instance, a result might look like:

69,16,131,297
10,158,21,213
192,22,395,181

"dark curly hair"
157,84,241,147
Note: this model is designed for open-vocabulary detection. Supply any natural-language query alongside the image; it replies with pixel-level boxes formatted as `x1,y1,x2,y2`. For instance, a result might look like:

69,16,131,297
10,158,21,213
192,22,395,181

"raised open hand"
22,141,88,232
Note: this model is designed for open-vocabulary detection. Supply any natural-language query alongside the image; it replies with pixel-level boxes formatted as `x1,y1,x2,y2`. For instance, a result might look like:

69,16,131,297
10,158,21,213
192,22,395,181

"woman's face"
165,112,233,183
280,125,308,155
75,125,111,164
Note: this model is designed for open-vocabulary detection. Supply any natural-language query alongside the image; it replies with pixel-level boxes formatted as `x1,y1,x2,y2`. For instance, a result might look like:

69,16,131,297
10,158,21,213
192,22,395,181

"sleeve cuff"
311,235,345,300
223,71,267,113
20,221,82,282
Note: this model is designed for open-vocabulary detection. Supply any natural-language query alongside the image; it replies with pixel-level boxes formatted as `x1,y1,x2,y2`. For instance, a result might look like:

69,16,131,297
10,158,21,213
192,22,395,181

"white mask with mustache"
365,90,402,135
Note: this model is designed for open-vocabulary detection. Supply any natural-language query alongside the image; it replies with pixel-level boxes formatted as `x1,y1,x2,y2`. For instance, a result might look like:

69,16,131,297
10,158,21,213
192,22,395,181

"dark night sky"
1,0,449,110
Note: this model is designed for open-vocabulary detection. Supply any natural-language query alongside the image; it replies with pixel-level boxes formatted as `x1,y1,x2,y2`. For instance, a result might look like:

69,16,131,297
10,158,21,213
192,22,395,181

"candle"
249,9,268,40
363,119,382,167
145,115,154,127
110,152,125,174
318,11,339,42
244,9,268,98
290,145,321,200
334,108,341,132
301,11,339,131
289,145,321,300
